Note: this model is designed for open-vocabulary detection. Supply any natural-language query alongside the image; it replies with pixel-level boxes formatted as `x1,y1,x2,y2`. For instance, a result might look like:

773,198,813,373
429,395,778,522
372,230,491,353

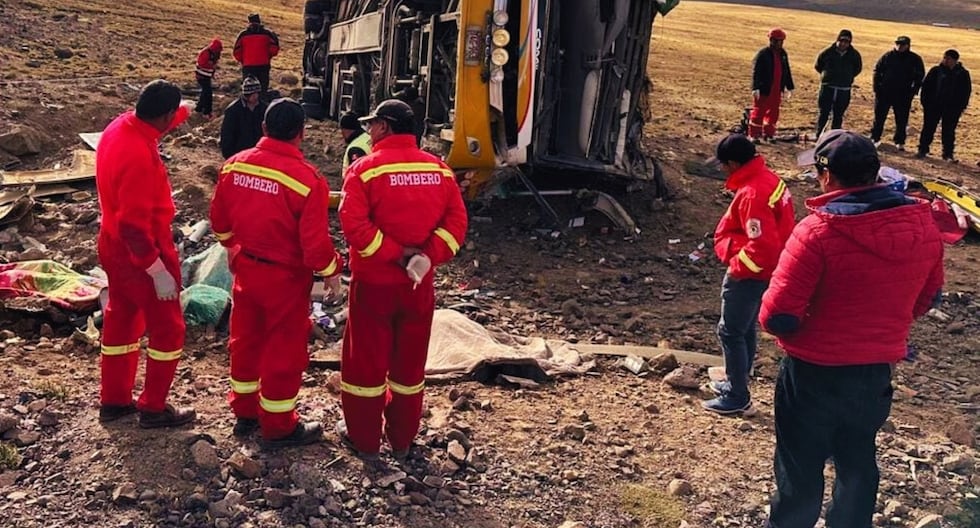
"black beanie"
944,49,960,61
837,29,852,41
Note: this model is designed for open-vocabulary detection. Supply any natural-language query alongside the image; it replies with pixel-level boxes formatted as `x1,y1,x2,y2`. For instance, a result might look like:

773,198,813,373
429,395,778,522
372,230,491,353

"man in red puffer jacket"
233,13,280,95
761,130,944,528
704,134,796,416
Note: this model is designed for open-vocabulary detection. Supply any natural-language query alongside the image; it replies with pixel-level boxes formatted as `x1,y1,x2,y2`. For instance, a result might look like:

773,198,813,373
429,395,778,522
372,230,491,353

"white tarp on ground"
425,309,595,382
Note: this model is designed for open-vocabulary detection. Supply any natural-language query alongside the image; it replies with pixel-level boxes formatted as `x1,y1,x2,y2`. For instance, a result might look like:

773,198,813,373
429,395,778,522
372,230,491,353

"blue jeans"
717,274,767,404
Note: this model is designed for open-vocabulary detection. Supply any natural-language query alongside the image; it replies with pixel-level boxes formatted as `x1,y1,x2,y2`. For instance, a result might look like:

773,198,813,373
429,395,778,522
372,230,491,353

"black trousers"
242,65,272,94
195,76,213,116
918,108,962,158
768,356,893,528
816,85,852,136
870,94,913,145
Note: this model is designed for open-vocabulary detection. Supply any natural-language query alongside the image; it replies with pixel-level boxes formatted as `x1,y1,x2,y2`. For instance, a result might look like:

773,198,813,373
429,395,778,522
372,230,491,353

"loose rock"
668,478,693,496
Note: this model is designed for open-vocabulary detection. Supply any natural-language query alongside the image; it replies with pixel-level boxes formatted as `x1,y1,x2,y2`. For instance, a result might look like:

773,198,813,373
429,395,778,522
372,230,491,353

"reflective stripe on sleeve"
737,249,763,273
358,162,454,183
316,258,338,276
340,381,388,398
221,161,311,197
388,379,425,396
768,180,786,208
259,395,297,414
101,342,140,356
147,348,182,362
215,231,233,241
357,230,384,257
230,378,259,394
433,228,460,255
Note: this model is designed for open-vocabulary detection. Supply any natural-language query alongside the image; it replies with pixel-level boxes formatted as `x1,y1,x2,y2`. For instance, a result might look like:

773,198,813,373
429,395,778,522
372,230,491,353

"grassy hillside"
690,0,980,29
650,1,980,162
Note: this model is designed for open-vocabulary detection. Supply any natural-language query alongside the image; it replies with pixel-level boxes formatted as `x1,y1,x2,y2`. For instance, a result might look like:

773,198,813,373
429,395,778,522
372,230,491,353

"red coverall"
339,133,468,455
210,137,343,440
96,105,189,413
749,49,783,139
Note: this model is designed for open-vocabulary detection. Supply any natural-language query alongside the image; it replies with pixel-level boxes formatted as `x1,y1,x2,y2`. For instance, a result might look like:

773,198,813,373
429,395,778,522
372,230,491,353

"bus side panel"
446,1,496,170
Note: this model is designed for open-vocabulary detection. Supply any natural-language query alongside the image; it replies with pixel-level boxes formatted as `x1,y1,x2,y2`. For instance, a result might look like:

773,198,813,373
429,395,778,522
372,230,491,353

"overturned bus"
302,0,680,202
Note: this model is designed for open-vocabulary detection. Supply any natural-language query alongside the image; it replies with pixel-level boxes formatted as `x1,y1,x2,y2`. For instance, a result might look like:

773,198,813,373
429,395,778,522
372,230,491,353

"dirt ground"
0,1,978,527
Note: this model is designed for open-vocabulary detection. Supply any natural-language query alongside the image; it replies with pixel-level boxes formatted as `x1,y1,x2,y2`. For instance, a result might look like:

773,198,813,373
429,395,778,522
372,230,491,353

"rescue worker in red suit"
703,133,795,415
749,28,795,143
337,99,468,460
194,38,222,119
210,99,343,448
233,13,280,95
96,80,197,428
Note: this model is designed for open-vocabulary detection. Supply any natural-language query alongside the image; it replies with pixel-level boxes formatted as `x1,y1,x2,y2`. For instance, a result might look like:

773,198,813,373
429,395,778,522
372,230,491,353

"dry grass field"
651,2,980,163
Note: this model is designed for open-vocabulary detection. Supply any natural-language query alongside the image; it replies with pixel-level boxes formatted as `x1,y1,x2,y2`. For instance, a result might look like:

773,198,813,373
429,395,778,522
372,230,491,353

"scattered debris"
1,150,95,188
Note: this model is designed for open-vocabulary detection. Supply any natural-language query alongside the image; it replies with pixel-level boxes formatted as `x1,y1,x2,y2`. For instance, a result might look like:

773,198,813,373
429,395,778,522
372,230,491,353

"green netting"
181,242,232,293
180,284,230,327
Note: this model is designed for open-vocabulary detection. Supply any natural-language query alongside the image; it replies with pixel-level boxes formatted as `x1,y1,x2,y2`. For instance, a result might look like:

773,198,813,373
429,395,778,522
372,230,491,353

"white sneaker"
896,144,905,151
873,140,882,149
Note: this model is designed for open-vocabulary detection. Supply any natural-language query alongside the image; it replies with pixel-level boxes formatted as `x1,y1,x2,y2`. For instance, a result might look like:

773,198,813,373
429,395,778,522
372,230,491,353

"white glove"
752,89,760,100
783,89,792,100
405,254,432,286
324,275,342,300
146,257,179,301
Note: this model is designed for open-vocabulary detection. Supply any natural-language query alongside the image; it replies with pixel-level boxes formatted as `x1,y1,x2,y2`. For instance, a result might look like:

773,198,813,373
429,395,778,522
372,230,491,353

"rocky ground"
0,1,978,527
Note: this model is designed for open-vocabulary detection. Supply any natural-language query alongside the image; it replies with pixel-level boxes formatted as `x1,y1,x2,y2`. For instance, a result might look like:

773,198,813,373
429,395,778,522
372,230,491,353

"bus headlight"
492,28,510,47
490,48,509,66
492,10,509,26
490,67,505,83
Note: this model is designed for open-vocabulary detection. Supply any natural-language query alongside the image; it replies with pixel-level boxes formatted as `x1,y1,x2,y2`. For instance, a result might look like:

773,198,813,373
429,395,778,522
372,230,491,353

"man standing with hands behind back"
337,99,468,461
96,80,196,428
917,49,972,163
869,36,924,151
233,13,280,95
814,29,862,136
210,98,344,448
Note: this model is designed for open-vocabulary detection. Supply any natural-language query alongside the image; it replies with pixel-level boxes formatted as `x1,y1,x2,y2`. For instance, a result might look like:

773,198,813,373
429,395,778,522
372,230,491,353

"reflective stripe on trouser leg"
384,280,435,451
228,270,264,420
341,280,393,455
234,258,314,440
99,273,147,407
137,292,185,413
764,100,781,137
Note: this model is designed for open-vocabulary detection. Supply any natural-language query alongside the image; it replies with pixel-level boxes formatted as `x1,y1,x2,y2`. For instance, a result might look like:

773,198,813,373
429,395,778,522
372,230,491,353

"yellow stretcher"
921,178,980,233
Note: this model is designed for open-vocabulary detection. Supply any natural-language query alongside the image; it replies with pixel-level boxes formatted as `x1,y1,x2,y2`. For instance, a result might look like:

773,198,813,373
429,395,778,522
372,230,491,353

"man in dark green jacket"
814,29,863,136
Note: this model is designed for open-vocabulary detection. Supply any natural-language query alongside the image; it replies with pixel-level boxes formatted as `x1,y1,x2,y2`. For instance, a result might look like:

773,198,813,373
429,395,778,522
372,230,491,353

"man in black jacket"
870,36,924,151
749,28,795,143
814,29,863,136
220,77,268,159
917,49,972,162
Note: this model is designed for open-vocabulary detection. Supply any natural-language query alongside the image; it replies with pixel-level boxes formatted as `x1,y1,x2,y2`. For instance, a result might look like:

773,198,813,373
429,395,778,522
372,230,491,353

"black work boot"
233,417,260,438
260,421,323,450
138,404,197,429
99,401,138,423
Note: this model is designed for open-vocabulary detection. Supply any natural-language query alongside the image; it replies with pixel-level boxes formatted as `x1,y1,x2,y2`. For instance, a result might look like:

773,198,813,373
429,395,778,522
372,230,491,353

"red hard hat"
768,28,786,40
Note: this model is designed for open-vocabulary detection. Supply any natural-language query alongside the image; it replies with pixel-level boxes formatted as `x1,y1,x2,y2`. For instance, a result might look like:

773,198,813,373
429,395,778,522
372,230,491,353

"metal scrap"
0,149,95,187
